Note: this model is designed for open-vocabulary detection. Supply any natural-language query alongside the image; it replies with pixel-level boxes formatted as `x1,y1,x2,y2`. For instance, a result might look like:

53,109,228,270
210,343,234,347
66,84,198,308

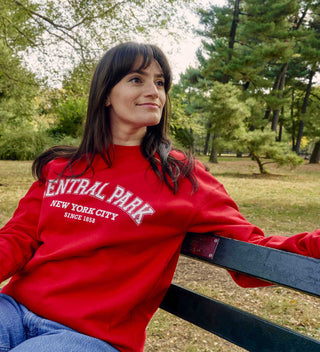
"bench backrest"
160,233,320,351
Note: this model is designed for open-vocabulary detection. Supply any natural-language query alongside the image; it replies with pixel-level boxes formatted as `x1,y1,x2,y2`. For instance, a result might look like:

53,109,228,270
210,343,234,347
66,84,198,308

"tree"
291,0,320,154
0,41,39,126
49,96,87,138
310,141,320,163
237,130,303,174
199,82,249,163
4,0,193,85
304,86,320,163
39,61,92,141
195,0,300,151
0,0,50,159
170,69,209,152
0,0,43,82
0,0,42,49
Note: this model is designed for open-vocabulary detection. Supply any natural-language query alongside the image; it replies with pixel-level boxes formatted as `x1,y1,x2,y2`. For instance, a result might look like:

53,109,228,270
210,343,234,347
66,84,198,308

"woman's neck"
112,126,146,146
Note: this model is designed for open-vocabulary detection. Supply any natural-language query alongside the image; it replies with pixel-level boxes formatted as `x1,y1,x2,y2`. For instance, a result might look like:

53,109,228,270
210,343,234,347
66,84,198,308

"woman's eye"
156,80,165,87
129,77,141,83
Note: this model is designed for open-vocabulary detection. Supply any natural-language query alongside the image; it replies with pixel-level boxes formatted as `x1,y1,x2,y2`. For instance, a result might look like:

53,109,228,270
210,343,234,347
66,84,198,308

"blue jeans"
0,294,119,352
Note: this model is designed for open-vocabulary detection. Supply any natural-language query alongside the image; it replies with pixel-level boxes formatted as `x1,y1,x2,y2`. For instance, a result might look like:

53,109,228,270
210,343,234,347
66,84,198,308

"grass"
203,157,320,235
0,161,34,226
0,158,319,351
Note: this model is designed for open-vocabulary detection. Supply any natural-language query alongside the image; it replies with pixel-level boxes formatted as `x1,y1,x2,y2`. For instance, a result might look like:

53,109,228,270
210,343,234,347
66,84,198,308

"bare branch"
67,1,130,30
294,4,310,30
12,0,130,32
310,92,320,102
234,40,252,49
9,24,37,47
12,0,72,31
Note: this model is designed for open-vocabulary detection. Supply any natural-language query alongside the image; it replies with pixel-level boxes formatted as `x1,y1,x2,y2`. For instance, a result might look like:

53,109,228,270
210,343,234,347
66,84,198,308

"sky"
173,0,228,78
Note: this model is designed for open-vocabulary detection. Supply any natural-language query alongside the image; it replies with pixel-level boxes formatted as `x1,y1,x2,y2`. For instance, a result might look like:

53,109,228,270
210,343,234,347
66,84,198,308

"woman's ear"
105,98,111,107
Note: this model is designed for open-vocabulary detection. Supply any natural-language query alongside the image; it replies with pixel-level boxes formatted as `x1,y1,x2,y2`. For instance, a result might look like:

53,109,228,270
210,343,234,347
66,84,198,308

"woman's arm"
187,162,319,286
0,181,44,282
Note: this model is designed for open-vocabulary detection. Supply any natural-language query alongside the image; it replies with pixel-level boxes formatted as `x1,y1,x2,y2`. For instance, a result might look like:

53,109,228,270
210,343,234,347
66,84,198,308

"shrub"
236,130,304,174
0,126,52,160
50,97,86,138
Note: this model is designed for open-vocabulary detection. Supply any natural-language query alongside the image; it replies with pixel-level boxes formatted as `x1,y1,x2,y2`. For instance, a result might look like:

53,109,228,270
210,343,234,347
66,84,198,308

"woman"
0,42,319,352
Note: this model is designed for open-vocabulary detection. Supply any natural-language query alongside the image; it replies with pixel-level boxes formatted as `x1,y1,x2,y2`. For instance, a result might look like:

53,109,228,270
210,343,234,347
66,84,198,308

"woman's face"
106,59,166,145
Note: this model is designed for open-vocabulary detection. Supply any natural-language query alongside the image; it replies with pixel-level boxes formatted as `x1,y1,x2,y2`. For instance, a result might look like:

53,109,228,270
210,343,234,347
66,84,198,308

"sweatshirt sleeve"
0,180,44,283
187,161,320,287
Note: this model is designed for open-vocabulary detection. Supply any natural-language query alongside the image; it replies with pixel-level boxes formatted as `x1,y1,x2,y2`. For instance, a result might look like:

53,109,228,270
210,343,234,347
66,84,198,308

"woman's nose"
144,81,159,98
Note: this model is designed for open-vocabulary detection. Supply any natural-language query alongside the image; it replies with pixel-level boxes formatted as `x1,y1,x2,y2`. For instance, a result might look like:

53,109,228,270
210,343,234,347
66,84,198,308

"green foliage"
0,125,52,160
0,0,43,51
50,96,87,138
54,134,81,148
199,81,250,159
62,62,93,98
236,130,304,173
0,38,43,160
170,83,206,151
206,82,249,136
0,41,39,126
172,127,194,150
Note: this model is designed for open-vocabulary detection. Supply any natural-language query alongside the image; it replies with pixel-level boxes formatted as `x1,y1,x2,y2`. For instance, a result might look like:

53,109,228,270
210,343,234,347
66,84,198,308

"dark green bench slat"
182,233,320,296
160,284,320,352
160,233,320,350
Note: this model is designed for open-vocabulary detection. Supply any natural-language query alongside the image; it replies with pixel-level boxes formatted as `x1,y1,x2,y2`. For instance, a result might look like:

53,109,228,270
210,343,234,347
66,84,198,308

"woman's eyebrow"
130,69,164,78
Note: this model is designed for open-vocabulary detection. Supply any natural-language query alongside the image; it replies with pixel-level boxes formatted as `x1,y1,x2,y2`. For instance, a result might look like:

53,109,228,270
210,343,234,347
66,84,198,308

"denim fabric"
0,294,119,352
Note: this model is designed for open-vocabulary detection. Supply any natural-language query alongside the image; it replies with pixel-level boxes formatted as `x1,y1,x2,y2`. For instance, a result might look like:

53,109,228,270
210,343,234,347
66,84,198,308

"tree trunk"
293,69,315,154
264,107,272,121
256,157,267,174
271,63,288,132
222,0,240,83
291,88,296,150
302,70,314,114
264,64,284,121
189,127,194,153
264,6,307,124
294,120,304,154
310,141,320,164
250,151,267,174
278,120,283,142
204,131,210,155
294,3,310,30
209,135,218,163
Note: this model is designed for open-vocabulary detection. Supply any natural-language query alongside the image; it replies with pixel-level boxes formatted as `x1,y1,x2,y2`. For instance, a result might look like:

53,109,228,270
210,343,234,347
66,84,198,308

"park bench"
160,232,320,352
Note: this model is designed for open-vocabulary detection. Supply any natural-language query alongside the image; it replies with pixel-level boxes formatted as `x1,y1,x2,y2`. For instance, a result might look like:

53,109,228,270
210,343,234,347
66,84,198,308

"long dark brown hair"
33,42,197,193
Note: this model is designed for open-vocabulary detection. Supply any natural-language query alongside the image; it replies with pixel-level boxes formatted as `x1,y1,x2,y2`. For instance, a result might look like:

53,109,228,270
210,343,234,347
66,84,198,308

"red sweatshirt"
0,145,319,351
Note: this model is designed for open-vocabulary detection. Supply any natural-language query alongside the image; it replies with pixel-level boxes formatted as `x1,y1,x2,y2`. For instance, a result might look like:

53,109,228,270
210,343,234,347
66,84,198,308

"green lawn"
206,157,320,235
0,160,34,227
